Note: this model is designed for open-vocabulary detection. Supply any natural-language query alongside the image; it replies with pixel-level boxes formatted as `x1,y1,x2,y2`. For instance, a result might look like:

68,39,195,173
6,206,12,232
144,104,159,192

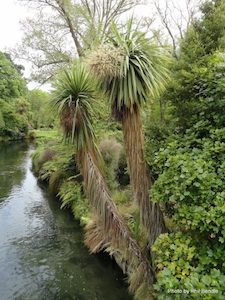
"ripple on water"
0,144,132,300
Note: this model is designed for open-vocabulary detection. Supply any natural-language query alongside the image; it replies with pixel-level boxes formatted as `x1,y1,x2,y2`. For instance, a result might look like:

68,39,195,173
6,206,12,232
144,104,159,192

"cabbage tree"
88,21,169,245
52,62,154,295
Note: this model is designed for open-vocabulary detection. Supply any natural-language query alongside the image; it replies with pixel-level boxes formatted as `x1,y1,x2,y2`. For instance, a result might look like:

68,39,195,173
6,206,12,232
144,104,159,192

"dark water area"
0,142,132,300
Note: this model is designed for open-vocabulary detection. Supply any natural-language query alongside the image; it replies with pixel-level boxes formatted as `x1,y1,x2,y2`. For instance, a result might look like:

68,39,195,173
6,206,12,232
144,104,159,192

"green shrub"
151,128,225,298
58,181,90,226
144,122,173,178
0,99,28,139
153,233,225,299
99,136,123,189
113,189,130,205
32,148,56,174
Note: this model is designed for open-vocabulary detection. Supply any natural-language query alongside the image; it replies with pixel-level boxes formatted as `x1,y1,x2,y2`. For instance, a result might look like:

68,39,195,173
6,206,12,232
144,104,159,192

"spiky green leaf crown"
88,19,170,118
52,62,97,150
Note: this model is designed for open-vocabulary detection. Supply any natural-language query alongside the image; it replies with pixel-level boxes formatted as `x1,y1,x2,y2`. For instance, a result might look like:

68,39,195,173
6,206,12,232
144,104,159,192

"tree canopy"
0,52,26,100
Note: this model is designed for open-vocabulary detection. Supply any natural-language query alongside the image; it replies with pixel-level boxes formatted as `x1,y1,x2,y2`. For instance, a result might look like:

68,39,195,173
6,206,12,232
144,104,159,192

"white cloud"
0,0,29,51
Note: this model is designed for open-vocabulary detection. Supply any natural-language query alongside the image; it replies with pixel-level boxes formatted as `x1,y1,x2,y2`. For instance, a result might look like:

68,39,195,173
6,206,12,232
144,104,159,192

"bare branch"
151,0,201,58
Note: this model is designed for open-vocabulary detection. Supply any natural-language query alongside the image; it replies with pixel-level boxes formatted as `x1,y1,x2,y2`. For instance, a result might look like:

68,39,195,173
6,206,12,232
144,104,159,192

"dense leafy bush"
58,181,90,226
144,121,173,179
164,0,225,132
147,2,225,297
150,128,225,298
166,53,225,132
153,233,225,299
0,99,28,139
0,52,26,100
0,52,30,140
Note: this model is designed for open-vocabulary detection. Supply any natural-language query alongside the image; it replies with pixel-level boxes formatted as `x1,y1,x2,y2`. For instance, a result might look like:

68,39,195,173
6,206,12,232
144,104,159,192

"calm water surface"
0,143,132,300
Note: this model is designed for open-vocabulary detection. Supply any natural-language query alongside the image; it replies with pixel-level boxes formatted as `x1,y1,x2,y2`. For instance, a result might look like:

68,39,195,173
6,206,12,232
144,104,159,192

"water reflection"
0,143,132,300
0,142,29,203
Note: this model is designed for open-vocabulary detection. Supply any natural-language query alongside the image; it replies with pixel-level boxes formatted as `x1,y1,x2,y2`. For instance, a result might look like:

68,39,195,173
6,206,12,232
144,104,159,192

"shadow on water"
0,143,132,300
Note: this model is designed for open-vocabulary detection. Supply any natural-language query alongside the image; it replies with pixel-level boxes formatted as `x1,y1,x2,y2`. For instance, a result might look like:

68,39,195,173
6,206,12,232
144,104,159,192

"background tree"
151,0,202,59
27,89,54,128
164,0,225,131
0,52,29,140
0,52,26,100
14,0,142,83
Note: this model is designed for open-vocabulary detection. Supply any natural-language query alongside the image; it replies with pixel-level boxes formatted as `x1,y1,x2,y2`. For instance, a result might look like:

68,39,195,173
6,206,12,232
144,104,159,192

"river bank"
31,129,149,298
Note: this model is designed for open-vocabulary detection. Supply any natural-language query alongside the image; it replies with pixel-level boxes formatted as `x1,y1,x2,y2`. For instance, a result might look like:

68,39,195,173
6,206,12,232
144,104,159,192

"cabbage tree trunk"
77,146,155,291
121,109,167,246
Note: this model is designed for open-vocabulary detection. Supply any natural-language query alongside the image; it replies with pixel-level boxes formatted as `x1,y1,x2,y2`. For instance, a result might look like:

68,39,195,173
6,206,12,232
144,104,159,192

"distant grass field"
30,129,61,143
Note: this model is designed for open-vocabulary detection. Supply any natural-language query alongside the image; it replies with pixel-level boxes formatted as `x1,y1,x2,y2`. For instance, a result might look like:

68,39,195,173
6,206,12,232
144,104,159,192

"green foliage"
35,146,76,183
58,181,90,226
0,52,26,100
152,128,225,230
27,89,54,129
181,0,225,63
88,19,170,118
0,52,29,140
32,148,56,175
0,110,5,128
52,62,98,150
32,134,90,225
165,0,225,131
31,129,59,144
127,208,142,244
32,131,76,182
153,233,225,299
166,52,225,131
150,128,225,298
113,189,131,205
92,95,123,145
149,3,225,294
144,121,173,176
0,99,29,139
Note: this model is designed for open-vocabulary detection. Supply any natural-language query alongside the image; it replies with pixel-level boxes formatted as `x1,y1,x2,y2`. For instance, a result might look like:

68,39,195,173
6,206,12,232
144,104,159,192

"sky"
0,0,195,90
0,0,192,49
0,0,37,88
0,0,29,50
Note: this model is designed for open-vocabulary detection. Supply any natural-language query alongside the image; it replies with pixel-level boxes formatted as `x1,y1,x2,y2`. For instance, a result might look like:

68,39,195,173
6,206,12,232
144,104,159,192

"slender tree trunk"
77,146,155,289
65,14,83,57
56,0,83,57
121,109,167,246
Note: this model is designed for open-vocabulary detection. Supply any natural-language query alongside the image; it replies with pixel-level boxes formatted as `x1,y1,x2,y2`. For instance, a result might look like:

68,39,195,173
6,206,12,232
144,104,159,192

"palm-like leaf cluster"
52,63,97,150
88,20,170,118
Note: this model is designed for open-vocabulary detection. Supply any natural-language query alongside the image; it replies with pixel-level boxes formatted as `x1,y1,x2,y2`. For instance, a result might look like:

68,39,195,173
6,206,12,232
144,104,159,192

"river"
0,142,132,300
